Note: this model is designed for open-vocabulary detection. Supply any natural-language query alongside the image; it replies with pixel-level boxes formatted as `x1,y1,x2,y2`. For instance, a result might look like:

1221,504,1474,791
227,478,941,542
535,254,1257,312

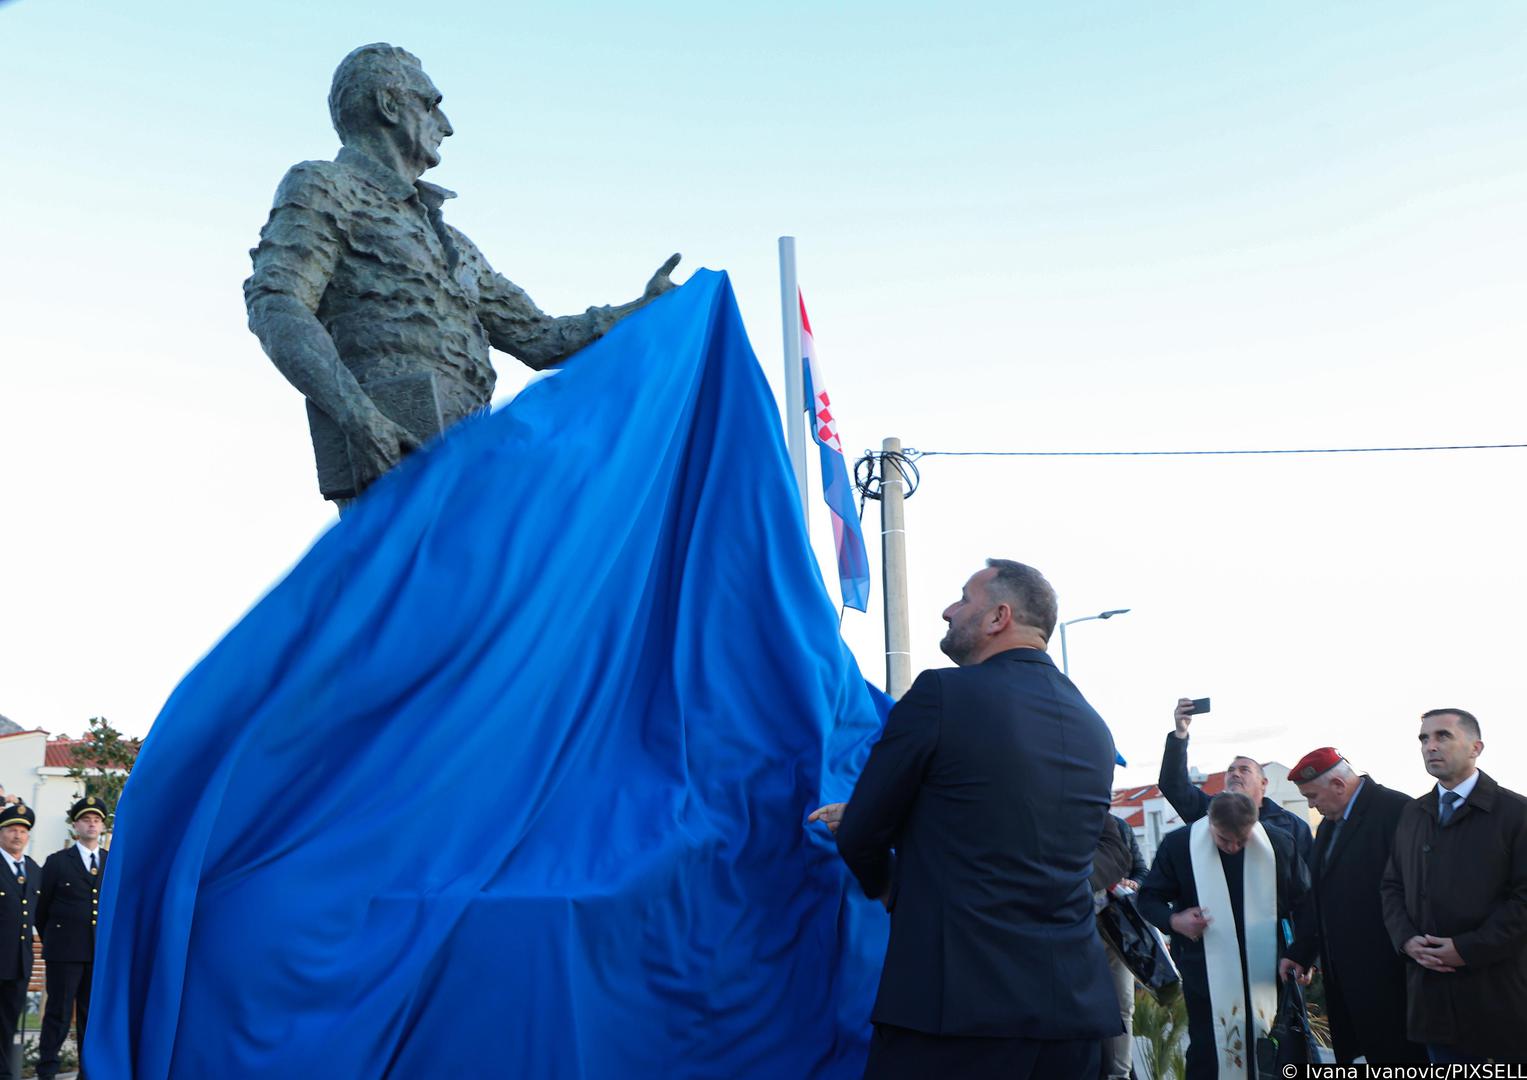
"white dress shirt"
1437,769,1480,807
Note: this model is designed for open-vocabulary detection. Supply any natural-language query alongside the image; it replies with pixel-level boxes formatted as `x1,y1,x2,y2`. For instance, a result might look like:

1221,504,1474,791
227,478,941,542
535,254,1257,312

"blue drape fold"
88,271,889,1079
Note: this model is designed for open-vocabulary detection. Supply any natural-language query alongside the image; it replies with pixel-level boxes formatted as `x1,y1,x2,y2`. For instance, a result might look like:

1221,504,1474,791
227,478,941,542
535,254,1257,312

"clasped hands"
1403,934,1465,973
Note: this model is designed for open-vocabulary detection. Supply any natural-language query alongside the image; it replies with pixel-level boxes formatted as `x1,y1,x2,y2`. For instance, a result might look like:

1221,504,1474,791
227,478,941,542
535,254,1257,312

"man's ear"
375,87,402,125
987,603,1012,636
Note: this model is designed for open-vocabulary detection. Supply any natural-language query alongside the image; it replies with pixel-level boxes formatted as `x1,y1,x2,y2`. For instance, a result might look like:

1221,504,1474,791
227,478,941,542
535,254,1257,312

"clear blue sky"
3,0,1525,794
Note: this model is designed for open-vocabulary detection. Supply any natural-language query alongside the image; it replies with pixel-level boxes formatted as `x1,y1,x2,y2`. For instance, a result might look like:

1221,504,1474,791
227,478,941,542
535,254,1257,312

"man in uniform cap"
0,803,39,1080
36,796,110,1080
1281,748,1423,1063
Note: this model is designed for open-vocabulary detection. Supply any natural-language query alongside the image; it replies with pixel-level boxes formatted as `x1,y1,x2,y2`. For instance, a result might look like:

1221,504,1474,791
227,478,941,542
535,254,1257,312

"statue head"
329,44,452,180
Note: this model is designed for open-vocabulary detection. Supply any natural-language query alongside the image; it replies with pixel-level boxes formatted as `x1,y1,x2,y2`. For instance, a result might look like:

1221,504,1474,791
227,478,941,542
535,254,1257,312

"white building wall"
0,733,86,860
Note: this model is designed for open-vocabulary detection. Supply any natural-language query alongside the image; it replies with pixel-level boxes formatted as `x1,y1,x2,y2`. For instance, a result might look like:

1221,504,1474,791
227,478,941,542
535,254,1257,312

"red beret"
1292,747,1344,783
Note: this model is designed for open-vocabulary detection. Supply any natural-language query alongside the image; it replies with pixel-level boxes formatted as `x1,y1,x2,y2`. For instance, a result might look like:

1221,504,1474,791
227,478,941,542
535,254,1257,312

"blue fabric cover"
88,271,890,1079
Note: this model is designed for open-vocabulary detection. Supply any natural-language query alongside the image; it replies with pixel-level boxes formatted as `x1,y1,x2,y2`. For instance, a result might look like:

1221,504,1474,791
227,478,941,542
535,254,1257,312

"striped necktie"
1439,790,1462,826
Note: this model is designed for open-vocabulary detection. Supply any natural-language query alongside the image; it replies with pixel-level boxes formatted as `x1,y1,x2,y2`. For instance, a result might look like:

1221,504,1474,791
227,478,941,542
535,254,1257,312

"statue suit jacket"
835,647,1122,1040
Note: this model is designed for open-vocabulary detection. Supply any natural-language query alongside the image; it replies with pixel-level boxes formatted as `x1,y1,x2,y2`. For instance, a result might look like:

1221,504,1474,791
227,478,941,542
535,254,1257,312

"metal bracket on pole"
777,237,809,524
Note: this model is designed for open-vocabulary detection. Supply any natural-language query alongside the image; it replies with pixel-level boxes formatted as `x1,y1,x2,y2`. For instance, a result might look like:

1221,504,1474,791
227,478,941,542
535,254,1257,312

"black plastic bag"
1097,891,1181,1004
1255,972,1320,1074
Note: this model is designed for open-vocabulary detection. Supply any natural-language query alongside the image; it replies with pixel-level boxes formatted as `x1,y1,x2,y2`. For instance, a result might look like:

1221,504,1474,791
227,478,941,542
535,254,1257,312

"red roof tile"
1111,784,1162,808
44,739,77,768
1114,771,1228,804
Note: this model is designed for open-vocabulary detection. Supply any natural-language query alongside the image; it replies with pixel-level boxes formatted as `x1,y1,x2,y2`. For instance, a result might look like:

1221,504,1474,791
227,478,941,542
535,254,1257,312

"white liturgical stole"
1189,818,1277,1078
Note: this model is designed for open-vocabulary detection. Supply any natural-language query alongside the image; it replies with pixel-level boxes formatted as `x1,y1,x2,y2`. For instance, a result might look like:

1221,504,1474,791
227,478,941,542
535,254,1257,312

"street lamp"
1058,608,1130,676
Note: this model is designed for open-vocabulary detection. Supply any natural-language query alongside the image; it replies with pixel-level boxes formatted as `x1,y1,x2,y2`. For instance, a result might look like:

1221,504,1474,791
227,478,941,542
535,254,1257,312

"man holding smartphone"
1159,698,1314,867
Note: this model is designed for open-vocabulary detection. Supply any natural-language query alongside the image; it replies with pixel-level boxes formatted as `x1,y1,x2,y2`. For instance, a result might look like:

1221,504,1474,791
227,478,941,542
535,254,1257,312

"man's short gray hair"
329,43,423,143
983,559,1058,640
1228,755,1268,781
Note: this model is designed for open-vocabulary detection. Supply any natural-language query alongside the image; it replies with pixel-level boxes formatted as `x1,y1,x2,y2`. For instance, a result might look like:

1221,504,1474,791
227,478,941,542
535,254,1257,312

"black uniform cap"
0,803,36,830
71,796,109,823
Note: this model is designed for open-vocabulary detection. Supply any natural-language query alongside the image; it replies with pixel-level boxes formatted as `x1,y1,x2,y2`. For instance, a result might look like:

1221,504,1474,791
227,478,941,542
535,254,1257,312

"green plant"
1133,987,1188,1080
64,715,141,821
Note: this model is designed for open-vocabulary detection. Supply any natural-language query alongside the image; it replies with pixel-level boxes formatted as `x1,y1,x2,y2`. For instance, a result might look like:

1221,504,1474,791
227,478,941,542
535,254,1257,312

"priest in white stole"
1138,791,1311,1079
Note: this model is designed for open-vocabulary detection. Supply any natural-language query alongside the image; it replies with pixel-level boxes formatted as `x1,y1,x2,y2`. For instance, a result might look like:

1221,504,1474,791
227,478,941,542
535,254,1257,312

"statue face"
388,67,453,176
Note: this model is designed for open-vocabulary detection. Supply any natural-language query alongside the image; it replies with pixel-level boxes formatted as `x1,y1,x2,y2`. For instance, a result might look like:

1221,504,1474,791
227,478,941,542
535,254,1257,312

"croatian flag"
800,291,870,612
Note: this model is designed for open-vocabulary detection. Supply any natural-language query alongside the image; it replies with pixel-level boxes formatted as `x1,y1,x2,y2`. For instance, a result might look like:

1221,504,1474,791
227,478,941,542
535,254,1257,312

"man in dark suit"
1138,792,1309,1080
1159,699,1314,868
811,559,1121,1079
36,795,110,1080
0,803,39,1080
1280,748,1423,1063
1381,708,1527,1064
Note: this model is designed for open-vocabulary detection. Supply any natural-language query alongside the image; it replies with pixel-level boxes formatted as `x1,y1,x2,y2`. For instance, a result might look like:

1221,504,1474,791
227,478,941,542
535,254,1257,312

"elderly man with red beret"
1280,748,1424,1064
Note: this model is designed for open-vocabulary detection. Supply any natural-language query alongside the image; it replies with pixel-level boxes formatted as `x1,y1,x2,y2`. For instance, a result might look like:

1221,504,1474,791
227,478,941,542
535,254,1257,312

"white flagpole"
778,236,809,524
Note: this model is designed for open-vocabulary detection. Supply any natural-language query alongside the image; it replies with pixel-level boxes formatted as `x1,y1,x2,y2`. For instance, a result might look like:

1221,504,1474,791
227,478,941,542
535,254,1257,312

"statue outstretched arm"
473,251,681,370
244,166,417,489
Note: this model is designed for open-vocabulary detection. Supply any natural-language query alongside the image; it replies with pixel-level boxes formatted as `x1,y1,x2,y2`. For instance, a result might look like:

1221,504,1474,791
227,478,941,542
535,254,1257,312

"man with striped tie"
1382,709,1527,1065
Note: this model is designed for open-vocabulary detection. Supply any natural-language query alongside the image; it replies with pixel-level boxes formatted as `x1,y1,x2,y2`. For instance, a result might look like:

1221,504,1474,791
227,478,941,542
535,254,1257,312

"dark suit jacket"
37,844,107,962
1093,812,1133,893
1381,770,1527,1059
1118,813,1148,881
0,855,40,982
1286,777,1422,1063
1137,824,1309,997
836,647,1122,1040
1158,733,1315,870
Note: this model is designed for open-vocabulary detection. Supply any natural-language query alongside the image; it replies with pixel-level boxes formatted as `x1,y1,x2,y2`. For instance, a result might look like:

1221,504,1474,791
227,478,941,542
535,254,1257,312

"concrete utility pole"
880,437,912,699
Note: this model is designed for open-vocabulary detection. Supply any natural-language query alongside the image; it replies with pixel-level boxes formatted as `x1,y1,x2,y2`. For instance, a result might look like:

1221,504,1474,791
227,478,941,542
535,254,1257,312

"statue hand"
347,411,420,491
644,253,682,299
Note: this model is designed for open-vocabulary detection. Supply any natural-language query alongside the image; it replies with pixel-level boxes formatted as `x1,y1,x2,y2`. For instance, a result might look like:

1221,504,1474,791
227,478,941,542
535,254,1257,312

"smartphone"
1189,697,1211,715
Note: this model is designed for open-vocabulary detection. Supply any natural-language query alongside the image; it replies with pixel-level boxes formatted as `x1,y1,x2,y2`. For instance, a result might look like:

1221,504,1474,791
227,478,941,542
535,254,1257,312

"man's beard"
939,623,979,666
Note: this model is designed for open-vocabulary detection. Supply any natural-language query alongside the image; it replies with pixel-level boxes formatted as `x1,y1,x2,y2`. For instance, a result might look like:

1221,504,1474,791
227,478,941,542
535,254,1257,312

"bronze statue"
245,44,679,508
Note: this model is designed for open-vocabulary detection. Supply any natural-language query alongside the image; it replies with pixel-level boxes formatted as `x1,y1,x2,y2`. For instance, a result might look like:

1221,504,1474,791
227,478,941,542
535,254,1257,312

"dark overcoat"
0,856,40,983
1380,770,1527,1060
37,844,108,962
1286,777,1424,1063
1138,825,1309,996
836,647,1122,1040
